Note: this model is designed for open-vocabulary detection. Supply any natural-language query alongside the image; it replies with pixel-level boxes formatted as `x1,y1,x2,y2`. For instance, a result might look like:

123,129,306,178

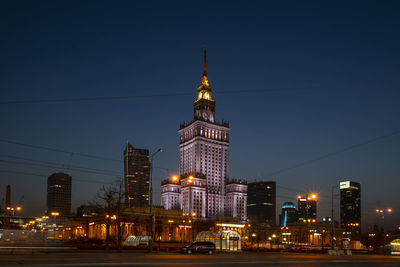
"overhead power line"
0,138,177,172
0,159,122,177
0,170,114,185
0,154,121,175
0,86,319,105
0,138,120,162
262,129,400,179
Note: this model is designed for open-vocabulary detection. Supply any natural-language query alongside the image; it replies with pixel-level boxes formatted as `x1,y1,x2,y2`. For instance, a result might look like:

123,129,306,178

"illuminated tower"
47,172,72,217
280,202,297,227
297,194,317,222
247,181,276,226
178,47,232,218
123,142,150,207
340,181,361,239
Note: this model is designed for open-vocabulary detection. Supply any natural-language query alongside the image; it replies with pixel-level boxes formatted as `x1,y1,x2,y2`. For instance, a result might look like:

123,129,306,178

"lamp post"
51,211,59,221
148,148,162,253
6,206,22,217
331,185,339,250
375,208,393,235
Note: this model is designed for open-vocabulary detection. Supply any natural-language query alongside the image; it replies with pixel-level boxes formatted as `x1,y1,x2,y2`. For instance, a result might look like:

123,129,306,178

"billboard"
340,181,350,189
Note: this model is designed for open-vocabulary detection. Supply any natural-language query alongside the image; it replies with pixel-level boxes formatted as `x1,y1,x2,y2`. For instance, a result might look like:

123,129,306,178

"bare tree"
115,181,126,250
95,179,126,250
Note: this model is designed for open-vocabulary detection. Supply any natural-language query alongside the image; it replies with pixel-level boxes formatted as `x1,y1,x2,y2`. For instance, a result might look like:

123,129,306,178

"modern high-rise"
47,172,72,217
161,48,247,221
280,202,297,227
340,181,361,238
247,181,276,226
297,194,317,222
124,142,150,207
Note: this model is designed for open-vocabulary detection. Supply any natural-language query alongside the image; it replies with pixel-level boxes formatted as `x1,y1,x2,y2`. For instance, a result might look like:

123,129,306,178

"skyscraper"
47,172,72,217
297,194,317,222
178,47,231,218
280,202,297,227
340,181,361,238
161,47,247,221
124,142,150,207
247,181,276,226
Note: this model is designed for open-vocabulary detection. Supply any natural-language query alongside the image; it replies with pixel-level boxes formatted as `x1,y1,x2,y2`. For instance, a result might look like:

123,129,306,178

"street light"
51,211,59,221
148,148,162,253
6,206,22,216
375,208,393,234
331,185,339,250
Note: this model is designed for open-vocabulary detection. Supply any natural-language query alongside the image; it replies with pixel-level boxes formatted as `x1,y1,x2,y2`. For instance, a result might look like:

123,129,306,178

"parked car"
179,241,216,254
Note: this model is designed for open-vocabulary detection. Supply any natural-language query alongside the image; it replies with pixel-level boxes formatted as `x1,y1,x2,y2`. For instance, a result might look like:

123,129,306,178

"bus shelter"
196,230,241,251
389,239,400,255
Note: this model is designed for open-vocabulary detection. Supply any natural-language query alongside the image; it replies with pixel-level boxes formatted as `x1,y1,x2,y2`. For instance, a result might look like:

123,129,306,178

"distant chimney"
4,185,11,229
5,185,11,208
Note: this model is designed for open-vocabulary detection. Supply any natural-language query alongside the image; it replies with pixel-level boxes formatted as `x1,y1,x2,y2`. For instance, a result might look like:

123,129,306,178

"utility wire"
0,154,121,175
0,138,120,162
0,139,177,172
0,170,114,185
0,159,122,177
0,86,319,105
261,129,400,179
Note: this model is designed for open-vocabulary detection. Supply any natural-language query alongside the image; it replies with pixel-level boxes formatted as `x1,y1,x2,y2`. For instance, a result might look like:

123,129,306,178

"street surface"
1,251,400,267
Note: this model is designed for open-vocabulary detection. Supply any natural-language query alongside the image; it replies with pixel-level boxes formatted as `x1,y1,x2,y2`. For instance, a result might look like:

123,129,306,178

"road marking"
24,261,322,266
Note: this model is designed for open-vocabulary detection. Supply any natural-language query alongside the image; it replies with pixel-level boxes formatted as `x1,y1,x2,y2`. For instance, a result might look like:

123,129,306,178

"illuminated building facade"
280,202,297,227
247,181,276,226
124,142,150,207
161,179,182,211
47,172,72,217
161,48,247,221
340,181,361,238
297,195,317,222
225,180,247,221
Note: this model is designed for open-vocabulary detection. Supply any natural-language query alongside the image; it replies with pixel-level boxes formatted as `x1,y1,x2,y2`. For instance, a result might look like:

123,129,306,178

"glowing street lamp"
6,206,23,216
172,175,179,182
375,208,393,234
51,212,59,221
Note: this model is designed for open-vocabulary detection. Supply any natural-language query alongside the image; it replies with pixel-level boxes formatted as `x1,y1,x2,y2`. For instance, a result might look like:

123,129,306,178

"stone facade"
161,48,247,222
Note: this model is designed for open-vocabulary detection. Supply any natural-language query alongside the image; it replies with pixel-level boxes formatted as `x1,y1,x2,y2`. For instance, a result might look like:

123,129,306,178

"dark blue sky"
1,1,399,231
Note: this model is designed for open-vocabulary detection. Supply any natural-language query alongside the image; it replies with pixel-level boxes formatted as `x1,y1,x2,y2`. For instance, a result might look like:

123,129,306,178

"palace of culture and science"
161,48,247,222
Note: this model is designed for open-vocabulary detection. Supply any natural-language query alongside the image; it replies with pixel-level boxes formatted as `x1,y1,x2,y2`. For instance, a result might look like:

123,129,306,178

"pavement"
0,250,400,267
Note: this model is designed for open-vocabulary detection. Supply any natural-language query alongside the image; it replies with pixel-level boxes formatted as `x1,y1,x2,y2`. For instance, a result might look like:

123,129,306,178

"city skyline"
1,1,399,231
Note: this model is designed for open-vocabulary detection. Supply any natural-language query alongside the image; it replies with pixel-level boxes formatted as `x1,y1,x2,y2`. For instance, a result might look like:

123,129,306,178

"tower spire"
201,45,210,87
203,45,207,77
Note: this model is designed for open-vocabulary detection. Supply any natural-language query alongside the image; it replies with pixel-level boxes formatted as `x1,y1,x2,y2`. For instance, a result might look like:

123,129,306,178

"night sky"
1,1,399,231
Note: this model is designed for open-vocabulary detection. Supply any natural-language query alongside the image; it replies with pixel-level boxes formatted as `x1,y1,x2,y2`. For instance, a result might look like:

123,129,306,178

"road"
0,251,399,267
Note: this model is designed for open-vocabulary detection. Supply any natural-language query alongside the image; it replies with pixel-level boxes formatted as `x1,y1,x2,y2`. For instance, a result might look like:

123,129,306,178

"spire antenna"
203,45,207,77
